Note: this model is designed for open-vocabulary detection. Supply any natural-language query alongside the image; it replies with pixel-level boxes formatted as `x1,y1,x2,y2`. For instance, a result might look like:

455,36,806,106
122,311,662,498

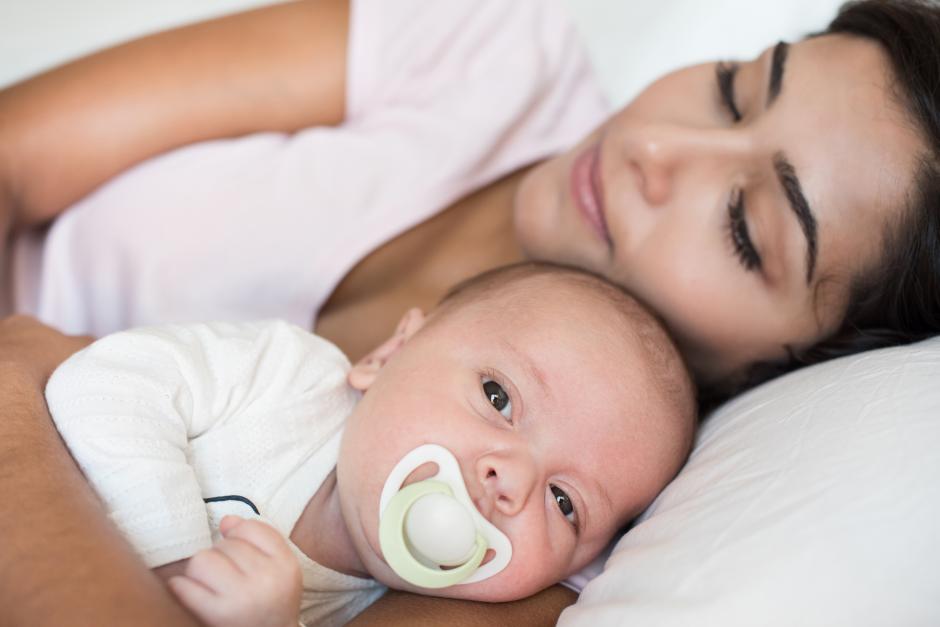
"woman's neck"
289,469,369,579
316,166,531,362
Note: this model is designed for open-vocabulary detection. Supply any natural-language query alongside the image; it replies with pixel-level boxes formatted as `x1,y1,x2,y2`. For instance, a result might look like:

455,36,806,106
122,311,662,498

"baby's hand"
168,516,302,627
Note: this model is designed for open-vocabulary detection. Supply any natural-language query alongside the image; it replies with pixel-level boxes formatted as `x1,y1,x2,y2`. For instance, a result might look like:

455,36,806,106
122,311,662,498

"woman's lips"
571,144,612,249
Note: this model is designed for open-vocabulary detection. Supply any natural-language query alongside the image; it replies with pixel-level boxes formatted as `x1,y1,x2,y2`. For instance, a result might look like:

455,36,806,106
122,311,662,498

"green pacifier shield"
379,480,486,589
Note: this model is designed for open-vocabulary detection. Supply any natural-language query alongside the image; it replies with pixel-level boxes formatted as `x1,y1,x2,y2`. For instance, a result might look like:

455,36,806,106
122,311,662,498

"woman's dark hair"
702,0,940,410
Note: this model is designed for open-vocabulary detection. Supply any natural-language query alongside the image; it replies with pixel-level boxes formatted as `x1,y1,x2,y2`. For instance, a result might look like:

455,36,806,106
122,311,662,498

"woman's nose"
474,451,537,519
619,123,752,206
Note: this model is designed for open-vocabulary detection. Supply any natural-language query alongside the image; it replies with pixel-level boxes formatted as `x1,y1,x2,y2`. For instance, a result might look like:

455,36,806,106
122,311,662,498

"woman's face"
515,34,925,382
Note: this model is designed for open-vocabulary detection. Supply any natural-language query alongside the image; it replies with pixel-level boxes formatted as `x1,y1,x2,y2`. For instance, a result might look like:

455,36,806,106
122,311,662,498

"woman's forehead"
766,35,924,284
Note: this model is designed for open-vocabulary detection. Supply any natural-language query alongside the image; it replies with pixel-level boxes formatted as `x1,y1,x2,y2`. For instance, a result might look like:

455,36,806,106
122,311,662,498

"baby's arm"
45,323,236,566
168,516,302,627
45,319,351,568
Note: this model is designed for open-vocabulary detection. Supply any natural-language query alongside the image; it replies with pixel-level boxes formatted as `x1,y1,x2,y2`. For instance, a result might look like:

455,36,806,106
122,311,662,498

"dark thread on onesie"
203,495,261,515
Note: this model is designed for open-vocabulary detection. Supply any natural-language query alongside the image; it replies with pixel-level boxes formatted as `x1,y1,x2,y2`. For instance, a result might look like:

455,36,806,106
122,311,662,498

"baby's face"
336,274,691,601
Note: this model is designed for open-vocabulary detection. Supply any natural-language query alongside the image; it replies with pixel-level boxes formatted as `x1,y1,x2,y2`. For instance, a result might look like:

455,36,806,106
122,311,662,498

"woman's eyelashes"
482,376,513,423
727,188,762,272
550,484,578,530
715,62,763,274
715,61,742,122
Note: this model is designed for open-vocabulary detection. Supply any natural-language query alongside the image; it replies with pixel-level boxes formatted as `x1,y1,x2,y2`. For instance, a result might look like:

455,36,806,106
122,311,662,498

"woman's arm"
347,586,579,627
0,0,348,230
0,316,201,626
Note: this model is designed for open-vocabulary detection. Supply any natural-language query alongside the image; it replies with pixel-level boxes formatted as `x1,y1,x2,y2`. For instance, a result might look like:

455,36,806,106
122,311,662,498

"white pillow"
561,336,940,626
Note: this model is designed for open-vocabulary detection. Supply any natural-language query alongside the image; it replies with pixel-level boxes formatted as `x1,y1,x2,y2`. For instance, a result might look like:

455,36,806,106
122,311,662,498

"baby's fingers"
184,546,243,594
211,535,273,576
221,516,295,560
167,575,224,624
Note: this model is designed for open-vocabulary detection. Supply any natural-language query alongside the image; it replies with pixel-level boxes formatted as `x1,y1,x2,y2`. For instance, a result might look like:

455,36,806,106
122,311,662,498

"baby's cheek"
464,560,559,602
439,570,545,603
483,517,572,600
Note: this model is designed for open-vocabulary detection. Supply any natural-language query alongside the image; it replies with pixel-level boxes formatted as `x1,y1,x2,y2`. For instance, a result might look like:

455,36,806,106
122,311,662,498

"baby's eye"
550,484,576,525
482,379,512,421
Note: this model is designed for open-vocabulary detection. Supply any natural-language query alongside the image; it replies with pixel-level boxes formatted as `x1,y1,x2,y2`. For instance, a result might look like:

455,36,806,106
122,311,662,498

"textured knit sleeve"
44,320,351,567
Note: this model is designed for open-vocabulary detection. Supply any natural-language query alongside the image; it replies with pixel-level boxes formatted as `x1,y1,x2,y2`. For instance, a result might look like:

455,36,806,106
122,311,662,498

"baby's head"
337,262,696,601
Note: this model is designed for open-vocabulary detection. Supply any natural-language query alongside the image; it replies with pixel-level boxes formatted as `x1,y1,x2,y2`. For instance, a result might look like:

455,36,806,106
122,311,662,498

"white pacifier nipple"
378,444,512,589
406,492,477,566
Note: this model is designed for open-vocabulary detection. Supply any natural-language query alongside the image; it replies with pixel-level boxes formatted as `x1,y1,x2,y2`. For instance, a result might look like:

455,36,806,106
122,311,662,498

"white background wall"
0,0,285,88
1,0,845,106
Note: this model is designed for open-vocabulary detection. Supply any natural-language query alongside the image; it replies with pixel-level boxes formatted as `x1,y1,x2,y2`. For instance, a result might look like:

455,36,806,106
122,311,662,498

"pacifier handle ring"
379,480,487,589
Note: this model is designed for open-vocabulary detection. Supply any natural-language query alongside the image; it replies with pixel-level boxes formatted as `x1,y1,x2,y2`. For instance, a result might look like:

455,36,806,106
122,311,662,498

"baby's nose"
475,452,537,518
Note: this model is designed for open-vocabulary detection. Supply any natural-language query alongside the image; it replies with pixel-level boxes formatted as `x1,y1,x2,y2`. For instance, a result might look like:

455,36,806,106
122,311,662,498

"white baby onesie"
46,320,383,626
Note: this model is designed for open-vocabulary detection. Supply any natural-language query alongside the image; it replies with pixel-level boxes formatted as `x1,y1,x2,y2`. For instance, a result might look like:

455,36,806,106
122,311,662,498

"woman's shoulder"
346,0,606,121
344,0,608,214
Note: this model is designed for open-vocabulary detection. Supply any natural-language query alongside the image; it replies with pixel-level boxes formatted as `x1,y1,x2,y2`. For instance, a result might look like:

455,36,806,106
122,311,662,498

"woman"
1,0,938,624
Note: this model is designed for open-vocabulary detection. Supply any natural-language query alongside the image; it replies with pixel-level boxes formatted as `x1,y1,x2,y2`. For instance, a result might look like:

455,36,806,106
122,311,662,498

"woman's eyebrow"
763,41,818,284
774,152,819,284
767,41,790,106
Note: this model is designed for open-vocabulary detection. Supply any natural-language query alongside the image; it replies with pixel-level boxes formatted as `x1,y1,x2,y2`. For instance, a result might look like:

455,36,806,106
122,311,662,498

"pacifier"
378,444,512,589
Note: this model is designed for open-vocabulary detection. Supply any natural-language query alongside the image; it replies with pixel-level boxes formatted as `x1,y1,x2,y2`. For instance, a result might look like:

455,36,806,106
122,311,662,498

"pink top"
10,0,609,336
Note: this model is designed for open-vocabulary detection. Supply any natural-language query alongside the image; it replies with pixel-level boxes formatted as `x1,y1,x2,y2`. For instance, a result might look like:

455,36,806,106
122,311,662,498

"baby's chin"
370,559,555,603
386,576,547,603
439,582,547,603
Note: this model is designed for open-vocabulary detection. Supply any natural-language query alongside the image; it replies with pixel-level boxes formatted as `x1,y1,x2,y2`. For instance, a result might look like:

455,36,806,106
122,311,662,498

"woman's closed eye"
715,61,742,122
727,188,762,272
715,62,762,273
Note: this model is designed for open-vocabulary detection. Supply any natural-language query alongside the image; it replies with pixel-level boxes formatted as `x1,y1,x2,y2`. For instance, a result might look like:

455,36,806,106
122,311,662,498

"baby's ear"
347,308,426,391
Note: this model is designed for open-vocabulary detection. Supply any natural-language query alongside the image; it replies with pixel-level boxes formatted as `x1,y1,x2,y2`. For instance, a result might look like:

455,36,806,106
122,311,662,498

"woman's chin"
512,161,569,261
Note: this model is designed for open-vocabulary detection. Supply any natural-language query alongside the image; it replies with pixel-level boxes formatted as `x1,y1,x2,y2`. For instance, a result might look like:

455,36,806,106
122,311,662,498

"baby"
45,262,696,627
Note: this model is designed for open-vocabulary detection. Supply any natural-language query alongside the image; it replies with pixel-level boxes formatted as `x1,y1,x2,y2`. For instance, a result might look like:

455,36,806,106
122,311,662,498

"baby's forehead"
448,267,643,318
498,273,695,453
437,264,691,394
500,272,662,340
439,269,665,357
